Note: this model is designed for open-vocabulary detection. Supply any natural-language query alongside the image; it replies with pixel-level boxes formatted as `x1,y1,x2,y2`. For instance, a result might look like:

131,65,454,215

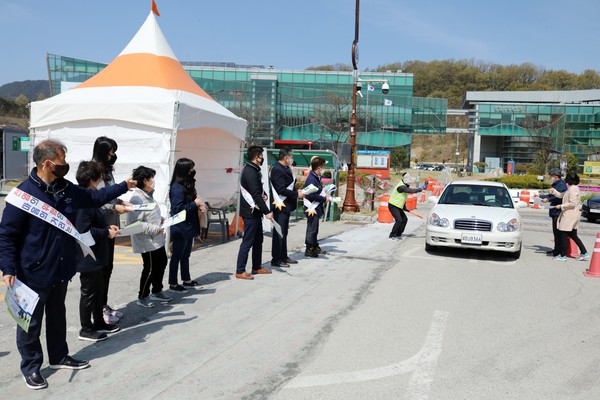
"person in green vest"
388,173,424,241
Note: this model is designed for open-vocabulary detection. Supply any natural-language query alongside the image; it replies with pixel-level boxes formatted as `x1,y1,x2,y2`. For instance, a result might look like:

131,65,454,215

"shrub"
485,174,551,189
515,163,527,174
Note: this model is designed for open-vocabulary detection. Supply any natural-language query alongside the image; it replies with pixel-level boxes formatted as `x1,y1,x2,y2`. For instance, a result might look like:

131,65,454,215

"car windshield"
439,184,514,208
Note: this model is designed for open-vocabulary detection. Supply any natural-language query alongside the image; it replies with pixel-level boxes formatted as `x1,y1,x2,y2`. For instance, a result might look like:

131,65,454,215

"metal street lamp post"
342,0,361,212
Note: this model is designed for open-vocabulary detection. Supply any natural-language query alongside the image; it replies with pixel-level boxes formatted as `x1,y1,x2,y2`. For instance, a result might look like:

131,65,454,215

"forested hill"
0,80,49,101
310,60,600,108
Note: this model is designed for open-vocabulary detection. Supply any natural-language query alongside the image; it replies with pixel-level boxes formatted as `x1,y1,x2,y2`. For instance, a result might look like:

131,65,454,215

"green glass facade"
465,92,600,168
47,54,447,155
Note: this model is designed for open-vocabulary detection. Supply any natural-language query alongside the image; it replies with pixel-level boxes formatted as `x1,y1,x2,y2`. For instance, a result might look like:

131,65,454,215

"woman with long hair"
91,136,132,323
168,158,204,292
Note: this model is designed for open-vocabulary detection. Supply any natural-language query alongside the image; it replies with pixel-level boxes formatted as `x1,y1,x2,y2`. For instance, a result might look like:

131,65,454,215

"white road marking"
285,310,449,392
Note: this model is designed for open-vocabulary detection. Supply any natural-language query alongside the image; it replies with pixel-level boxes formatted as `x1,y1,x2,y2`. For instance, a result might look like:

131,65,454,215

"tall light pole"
342,0,361,212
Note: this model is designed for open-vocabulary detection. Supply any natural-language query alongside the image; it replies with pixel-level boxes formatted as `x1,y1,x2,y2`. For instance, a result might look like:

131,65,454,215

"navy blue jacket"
269,162,298,213
303,171,327,217
169,181,200,238
539,179,567,217
239,162,270,219
75,207,109,274
0,168,128,289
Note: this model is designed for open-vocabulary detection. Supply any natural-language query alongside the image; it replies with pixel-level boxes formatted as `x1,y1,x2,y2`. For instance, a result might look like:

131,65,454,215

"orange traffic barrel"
406,194,417,211
432,183,442,196
519,190,530,206
378,194,394,223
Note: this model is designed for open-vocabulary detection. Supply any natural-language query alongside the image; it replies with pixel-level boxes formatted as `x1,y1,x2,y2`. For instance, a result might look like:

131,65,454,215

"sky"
1,0,599,86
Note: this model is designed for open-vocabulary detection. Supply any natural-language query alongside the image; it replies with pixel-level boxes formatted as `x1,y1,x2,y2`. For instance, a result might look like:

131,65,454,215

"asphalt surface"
2,201,600,399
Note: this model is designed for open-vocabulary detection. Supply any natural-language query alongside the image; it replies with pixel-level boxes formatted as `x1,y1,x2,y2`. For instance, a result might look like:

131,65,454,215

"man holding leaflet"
0,140,136,390
269,148,304,267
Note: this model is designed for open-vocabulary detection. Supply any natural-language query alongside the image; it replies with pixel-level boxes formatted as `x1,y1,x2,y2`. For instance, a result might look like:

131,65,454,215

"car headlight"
583,199,588,207
429,213,449,228
497,218,519,232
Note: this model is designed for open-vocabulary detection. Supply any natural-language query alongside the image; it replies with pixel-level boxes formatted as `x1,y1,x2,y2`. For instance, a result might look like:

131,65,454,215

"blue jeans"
169,234,193,285
236,217,264,274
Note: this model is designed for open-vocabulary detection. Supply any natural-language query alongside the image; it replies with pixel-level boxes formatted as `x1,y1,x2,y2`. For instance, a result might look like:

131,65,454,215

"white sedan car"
425,180,523,259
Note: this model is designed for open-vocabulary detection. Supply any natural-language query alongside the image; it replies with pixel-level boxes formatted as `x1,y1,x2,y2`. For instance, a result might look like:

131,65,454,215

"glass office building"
463,91,600,168
47,53,447,159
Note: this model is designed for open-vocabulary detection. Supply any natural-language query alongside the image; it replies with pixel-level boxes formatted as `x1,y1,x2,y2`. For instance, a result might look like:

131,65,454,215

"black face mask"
108,154,117,166
49,161,70,179
256,157,264,166
189,169,196,178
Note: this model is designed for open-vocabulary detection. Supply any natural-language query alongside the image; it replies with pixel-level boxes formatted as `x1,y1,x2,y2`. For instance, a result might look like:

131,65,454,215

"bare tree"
522,113,566,175
312,92,352,155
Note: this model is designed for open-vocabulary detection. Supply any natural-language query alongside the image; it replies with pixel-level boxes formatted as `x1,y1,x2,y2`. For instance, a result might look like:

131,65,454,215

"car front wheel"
587,216,598,223
510,246,521,259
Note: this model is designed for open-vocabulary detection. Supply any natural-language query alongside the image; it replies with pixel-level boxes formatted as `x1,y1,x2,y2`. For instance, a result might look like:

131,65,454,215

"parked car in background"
582,195,600,222
425,180,523,258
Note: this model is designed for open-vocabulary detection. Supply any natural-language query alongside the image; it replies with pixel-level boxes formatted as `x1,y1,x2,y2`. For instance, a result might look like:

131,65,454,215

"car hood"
429,204,520,222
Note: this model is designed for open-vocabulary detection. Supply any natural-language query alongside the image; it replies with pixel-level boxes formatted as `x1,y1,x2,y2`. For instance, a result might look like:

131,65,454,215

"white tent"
29,11,247,209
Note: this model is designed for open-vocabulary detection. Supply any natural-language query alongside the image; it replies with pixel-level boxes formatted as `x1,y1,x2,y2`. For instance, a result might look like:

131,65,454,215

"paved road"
1,204,600,399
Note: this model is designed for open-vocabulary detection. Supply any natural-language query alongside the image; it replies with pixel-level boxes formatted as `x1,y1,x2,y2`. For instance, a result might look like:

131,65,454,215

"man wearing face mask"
387,172,423,241
235,146,273,280
303,156,330,258
269,148,304,267
538,168,567,256
0,139,137,390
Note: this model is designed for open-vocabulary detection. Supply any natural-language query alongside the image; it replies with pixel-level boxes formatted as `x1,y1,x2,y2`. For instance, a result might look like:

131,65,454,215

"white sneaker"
578,253,590,261
104,305,123,319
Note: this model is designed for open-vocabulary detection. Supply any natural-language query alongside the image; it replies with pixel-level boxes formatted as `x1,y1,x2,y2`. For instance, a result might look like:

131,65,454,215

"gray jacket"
126,188,165,254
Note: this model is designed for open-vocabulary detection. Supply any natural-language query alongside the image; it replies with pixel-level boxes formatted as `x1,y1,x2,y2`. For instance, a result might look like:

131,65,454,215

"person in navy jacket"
235,146,273,280
269,148,304,267
303,157,330,258
539,168,567,256
0,140,135,390
168,158,205,293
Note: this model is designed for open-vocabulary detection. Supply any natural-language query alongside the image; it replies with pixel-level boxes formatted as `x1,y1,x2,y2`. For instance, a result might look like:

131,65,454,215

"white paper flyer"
5,278,39,333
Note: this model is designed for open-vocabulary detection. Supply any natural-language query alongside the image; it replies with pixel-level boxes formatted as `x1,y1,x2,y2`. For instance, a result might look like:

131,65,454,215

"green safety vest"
388,182,408,208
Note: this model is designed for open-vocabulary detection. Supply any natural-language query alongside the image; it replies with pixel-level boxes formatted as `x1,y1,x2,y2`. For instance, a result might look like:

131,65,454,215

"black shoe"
78,328,108,342
305,247,319,258
170,284,188,293
23,371,47,390
49,355,90,370
546,250,557,256
271,261,290,268
94,323,120,333
284,258,298,264
315,246,327,255
182,280,200,287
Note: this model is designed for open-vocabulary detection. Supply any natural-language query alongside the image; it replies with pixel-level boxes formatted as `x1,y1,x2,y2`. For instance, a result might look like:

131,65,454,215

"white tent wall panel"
30,122,174,209
175,128,242,208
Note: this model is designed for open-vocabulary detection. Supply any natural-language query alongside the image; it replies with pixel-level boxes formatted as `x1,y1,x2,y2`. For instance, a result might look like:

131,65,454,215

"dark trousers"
551,216,560,255
389,203,408,238
169,234,193,285
140,246,168,298
271,211,290,264
79,269,105,330
17,282,69,375
102,237,116,305
558,229,587,257
305,214,320,248
236,217,263,273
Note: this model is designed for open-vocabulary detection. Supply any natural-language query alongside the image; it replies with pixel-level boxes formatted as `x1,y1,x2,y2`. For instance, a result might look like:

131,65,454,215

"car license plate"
461,233,482,245
591,209,600,213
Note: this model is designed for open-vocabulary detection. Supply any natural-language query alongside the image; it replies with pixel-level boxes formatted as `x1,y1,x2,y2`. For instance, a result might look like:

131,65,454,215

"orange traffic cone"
228,212,244,237
567,238,579,258
583,233,600,278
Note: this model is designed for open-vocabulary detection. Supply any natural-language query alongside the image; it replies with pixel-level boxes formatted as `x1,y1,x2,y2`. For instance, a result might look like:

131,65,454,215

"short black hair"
76,160,104,187
132,166,156,189
247,145,263,161
278,147,292,161
311,156,326,170
564,172,580,185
